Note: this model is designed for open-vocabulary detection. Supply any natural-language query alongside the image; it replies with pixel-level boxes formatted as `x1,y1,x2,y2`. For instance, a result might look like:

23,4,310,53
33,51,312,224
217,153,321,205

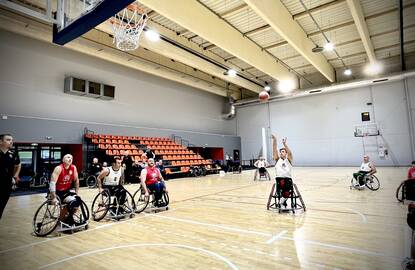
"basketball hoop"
110,2,148,51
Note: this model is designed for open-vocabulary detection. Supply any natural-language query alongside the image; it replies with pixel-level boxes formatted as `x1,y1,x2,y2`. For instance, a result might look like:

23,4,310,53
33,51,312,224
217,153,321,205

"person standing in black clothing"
122,150,134,184
0,134,21,219
89,157,102,177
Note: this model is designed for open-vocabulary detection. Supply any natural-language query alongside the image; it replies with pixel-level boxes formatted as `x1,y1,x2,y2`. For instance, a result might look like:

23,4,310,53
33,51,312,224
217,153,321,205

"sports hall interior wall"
0,30,240,156
237,76,415,166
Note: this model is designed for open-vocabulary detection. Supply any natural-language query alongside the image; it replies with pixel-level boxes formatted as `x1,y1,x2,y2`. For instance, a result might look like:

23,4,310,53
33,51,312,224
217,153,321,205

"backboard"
354,123,380,137
53,0,135,45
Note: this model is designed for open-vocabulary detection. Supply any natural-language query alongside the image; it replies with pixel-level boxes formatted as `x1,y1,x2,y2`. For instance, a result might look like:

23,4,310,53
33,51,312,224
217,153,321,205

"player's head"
412,161,415,167
0,134,13,149
148,158,155,167
124,150,130,156
363,155,369,162
279,148,287,159
62,154,73,166
92,157,98,164
112,156,122,169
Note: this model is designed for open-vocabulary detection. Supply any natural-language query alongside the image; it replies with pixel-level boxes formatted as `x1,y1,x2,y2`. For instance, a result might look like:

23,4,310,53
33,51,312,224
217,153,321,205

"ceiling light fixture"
324,42,334,52
145,29,160,42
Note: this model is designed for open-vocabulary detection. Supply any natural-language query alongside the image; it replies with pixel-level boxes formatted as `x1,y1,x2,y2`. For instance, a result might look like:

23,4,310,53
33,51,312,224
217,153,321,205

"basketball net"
110,2,148,51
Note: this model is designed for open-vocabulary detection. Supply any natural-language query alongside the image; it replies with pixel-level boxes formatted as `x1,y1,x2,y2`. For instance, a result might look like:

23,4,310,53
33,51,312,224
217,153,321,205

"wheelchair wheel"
122,190,136,215
162,192,170,206
396,182,405,202
73,200,90,225
91,191,110,221
133,186,150,213
350,177,359,189
33,200,61,237
365,175,380,191
87,175,97,188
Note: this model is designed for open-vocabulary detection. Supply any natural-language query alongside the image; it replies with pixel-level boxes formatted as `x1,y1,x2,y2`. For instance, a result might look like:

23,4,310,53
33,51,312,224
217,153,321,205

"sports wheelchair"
33,192,89,236
396,180,415,203
91,186,135,221
350,174,380,191
254,167,271,181
267,178,306,214
133,183,170,213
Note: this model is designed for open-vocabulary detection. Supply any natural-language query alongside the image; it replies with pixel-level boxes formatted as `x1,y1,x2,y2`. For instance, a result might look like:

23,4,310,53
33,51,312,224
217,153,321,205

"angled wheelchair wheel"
73,200,90,225
91,191,110,221
33,200,61,237
365,175,380,191
350,177,359,189
87,175,97,188
162,192,170,206
133,186,150,213
396,182,405,202
122,190,136,215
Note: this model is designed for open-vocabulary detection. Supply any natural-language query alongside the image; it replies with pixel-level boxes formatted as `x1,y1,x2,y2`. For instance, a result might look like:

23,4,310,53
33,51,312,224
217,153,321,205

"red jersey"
408,167,415,180
145,166,161,186
56,164,76,191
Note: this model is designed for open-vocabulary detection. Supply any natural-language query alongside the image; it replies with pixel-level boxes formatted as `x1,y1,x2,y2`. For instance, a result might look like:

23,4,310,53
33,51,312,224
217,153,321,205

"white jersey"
275,157,292,178
103,166,123,186
360,162,372,172
255,160,267,168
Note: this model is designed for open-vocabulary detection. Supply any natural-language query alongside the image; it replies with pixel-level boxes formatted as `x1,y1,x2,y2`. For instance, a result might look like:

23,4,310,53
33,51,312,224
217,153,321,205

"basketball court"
0,0,414,269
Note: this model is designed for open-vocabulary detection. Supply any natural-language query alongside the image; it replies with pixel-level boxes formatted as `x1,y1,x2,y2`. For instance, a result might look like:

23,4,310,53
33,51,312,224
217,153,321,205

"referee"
0,134,21,219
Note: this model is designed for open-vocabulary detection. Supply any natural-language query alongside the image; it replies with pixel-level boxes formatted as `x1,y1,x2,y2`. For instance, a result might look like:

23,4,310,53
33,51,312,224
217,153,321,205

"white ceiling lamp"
344,69,352,76
145,29,160,42
264,85,271,91
324,42,335,52
365,62,382,75
278,79,296,93
226,69,237,77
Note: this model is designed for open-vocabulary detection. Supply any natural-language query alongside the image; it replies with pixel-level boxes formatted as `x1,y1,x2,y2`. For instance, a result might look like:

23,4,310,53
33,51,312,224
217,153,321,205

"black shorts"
56,190,77,204
258,167,266,174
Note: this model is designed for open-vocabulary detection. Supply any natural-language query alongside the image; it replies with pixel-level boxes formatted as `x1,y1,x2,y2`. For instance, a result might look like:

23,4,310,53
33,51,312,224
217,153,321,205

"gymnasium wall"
237,76,415,166
0,30,240,156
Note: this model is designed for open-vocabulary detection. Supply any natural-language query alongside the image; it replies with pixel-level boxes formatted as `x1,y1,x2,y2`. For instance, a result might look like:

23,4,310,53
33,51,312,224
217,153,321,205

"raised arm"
282,137,293,163
272,134,279,161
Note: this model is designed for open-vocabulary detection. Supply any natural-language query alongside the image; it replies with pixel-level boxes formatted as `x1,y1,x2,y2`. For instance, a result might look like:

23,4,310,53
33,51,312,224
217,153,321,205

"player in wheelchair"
133,158,169,213
350,155,379,191
91,156,135,221
33,154,89,236
253,156,271,181
267,134,305,213
396,161,415,202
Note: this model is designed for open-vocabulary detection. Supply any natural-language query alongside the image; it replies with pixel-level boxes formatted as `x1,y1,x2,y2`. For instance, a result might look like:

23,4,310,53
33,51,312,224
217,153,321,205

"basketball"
259,90,269,101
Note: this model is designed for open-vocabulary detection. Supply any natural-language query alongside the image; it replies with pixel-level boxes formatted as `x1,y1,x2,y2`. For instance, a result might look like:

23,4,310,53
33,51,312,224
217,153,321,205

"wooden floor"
0,167,410,270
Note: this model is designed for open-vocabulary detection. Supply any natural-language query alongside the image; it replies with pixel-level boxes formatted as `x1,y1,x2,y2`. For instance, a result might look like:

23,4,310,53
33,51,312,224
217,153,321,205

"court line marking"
146,213,401,258
37,243,239,270
266,230,288,244
338,206,367,223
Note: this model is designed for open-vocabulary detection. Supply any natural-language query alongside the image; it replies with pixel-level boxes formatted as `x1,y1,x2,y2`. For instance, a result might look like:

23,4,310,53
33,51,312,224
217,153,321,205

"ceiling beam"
138,0,296,82
241,0,346,38
346,0,376,63
243,0,335,82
